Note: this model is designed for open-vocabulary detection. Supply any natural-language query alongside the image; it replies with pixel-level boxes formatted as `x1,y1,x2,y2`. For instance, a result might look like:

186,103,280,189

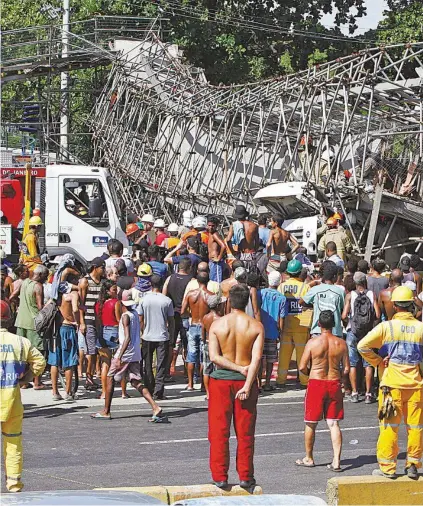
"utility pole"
60,0,70,160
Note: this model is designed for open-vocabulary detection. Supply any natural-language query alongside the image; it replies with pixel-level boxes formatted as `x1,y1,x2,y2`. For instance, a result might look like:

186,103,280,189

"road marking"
24,469,96,487
137,425,378,445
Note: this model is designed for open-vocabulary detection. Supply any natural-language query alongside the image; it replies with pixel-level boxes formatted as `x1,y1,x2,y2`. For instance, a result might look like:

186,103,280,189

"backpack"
351,291,374,337
34,300,59,336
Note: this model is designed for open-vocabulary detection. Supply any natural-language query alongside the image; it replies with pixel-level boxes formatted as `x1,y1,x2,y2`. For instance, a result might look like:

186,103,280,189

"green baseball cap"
287,259,302,275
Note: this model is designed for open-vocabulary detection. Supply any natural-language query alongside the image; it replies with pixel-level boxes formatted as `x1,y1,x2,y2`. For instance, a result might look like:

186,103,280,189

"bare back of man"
270,227,292,257
239,220,259,254
220,277,237,299
184,287,213,324
378,287,396,321
297,311,349,471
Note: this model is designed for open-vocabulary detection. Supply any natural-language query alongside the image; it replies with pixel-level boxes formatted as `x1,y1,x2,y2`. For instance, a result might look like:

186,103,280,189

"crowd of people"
1,205,423,492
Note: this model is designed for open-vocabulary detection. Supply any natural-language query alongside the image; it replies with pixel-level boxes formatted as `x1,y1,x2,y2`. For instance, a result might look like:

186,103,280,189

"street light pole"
60,0,70,160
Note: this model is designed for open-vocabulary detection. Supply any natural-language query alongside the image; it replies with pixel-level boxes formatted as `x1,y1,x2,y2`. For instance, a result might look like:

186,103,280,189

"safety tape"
6,476,21,481
406,456,422,463
380,423,400,428
406,424,423,429
378,458,397,463
1,432,22,437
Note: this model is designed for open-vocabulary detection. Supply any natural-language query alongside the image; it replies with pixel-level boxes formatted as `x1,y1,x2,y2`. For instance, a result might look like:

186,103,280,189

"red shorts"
304,379,344,423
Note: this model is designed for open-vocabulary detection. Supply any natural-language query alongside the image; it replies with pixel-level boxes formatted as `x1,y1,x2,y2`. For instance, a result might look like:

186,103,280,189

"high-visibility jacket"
278,278,311,332
20,231,42,271
318,228,352,261
358,312,423,389
0,329,46,421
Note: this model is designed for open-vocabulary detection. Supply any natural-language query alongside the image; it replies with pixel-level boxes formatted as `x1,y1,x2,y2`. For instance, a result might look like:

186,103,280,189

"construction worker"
357,286,423,479
0,300,46,492
318,216,352,262
20,216,43,273
276,259,312,387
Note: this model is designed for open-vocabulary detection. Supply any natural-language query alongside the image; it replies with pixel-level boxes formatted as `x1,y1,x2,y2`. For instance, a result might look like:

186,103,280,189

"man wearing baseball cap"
92,290,163,421
277,259,311,388
259,271,288,391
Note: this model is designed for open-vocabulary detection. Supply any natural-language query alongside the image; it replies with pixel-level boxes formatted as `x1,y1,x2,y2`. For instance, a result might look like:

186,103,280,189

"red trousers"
208,378,258,482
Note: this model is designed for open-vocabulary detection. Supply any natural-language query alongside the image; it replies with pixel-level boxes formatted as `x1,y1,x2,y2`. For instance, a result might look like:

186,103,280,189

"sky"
321,0,388,35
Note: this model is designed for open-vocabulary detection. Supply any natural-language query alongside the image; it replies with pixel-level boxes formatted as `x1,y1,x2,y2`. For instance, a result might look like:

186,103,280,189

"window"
63,179,109,228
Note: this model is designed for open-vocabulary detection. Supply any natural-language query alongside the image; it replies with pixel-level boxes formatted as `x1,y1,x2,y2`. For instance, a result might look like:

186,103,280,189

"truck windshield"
107,176,122,220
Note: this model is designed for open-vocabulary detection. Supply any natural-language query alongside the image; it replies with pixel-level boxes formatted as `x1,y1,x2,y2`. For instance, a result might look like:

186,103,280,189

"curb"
96,484,262,504
327,475,423,505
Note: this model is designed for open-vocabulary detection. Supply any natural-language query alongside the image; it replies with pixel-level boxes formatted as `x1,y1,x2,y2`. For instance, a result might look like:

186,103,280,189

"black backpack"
351,291,375,337
34,300,59,336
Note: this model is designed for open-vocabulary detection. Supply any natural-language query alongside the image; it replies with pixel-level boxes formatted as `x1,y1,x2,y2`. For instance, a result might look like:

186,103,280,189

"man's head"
347,258,358,274
344,274,356,293
247,272,260,288
353,271,367,289
410,254,422,271
257,215,267,227
326,241,337,256
0,300,12,329
14,264,29,280
182,210,194,228
88,257,106,278
107,239,123,257
153,218,166,232
28,215,43,231
187,236,199,253
168,223,179,237
197,271,209,287
148,245,160,260
207,216,219,234
318,310,335,330
207,294,225,314
371,258,386,275
391,286,415,313
66,199,76,213
321,260,338,283
141,214,155,231
137,263,153,278
150,274,162,290
326,217,338,229
400,255,411,273
179,258,192,274
115,259,127,276
229,284,250,311
192,216,207,231
268,271,282,288
231,260,244,274
390,268,403,286
234,267,247,283
287,259,302,278
270,214,284,229
357,259,369,274
106,266,119,282
33,264,49,283
197,262,209,273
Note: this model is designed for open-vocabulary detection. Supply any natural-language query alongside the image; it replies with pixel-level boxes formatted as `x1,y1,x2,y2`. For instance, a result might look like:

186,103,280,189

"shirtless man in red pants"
208,284,264,490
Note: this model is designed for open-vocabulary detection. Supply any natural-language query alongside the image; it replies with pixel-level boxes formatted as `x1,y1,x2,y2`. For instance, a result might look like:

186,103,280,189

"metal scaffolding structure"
90,27,423,230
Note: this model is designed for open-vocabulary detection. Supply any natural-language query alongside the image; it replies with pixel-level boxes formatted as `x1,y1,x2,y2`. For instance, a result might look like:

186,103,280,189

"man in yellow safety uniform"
20,216,43,273
0,300,46,492
276,259,312,387
358,286,423,479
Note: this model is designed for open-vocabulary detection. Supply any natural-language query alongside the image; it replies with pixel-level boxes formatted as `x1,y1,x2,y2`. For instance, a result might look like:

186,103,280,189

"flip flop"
295,459,315,468
90,412,111,420
327,464,342,472
34,384,47,390
184,386,195,391
149,414,166,423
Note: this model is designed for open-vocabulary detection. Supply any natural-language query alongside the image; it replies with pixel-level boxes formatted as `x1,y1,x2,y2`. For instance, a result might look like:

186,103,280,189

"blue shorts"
346,331,370,368
209,260,224,283
98,326,119,350
186,324,202,364
48,325,79,369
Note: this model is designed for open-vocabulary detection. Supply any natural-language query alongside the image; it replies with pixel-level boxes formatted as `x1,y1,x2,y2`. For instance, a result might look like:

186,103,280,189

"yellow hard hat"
29,216,43,226
326,217,337,226
333,212,342,220
391,286,414,302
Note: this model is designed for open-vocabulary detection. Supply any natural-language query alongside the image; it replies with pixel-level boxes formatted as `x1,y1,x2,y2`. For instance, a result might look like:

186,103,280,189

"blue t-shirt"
172,254,201,274
259,227,270,251
259,288,288,340
302,283,345,337
148,260,168,279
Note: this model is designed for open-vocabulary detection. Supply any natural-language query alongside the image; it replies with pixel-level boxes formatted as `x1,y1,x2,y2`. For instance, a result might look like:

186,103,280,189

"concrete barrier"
326,475,423,505
97,484,263,504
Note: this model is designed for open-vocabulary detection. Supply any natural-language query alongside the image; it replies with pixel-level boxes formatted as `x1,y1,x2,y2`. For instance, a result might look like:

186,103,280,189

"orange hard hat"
332,212,342,220
327,217,338,227
33,208,41,217
126,223,139,236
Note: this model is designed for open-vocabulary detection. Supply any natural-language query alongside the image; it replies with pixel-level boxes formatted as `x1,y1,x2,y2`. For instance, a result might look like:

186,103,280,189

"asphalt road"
0,377,410,500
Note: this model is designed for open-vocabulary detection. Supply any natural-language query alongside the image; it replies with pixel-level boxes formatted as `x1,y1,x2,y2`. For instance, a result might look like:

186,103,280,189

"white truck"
0,164,128,265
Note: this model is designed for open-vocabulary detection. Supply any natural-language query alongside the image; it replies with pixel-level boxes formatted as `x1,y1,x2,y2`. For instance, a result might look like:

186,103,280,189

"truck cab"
43,164,128,264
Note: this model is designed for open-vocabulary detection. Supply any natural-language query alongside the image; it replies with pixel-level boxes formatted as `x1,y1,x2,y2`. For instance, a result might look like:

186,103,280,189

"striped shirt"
84,275,102,322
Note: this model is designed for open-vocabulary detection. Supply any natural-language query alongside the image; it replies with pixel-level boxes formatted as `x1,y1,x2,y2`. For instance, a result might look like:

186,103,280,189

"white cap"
268,271,282,287
168,223,179,232
192,216,207,229
66,199,76,206
141,214,154,223
183,210,194,227
154,218,166,228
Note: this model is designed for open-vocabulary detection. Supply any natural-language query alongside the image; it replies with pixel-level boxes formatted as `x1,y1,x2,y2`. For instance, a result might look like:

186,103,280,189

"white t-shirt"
105,256,134,274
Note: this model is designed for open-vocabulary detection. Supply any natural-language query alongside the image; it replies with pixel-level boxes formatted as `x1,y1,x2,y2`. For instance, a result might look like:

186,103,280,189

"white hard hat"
192,216,207,229
168,223,179,232
321,148,335,161
141,214,154,223
153,218,166,228
66,199,76,206
183,210,194,228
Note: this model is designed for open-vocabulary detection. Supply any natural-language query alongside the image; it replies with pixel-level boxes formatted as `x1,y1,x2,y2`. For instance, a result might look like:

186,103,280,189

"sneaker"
351,392,359,403
64,394,75,403
365,393,375,404
405,464,418,480
52,393,63,401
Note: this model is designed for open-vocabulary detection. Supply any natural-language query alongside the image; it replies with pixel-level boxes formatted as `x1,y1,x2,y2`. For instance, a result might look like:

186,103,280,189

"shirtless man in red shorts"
296,310,350,471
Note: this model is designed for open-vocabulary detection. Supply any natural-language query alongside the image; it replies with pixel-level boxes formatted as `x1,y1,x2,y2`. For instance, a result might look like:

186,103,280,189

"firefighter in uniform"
20,216,43,273
318,216,352,262
0,300,46,492
276,259,312,387
358,286,423,479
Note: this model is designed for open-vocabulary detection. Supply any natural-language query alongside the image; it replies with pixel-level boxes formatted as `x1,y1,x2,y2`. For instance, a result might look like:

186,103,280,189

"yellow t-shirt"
278,278,312,331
